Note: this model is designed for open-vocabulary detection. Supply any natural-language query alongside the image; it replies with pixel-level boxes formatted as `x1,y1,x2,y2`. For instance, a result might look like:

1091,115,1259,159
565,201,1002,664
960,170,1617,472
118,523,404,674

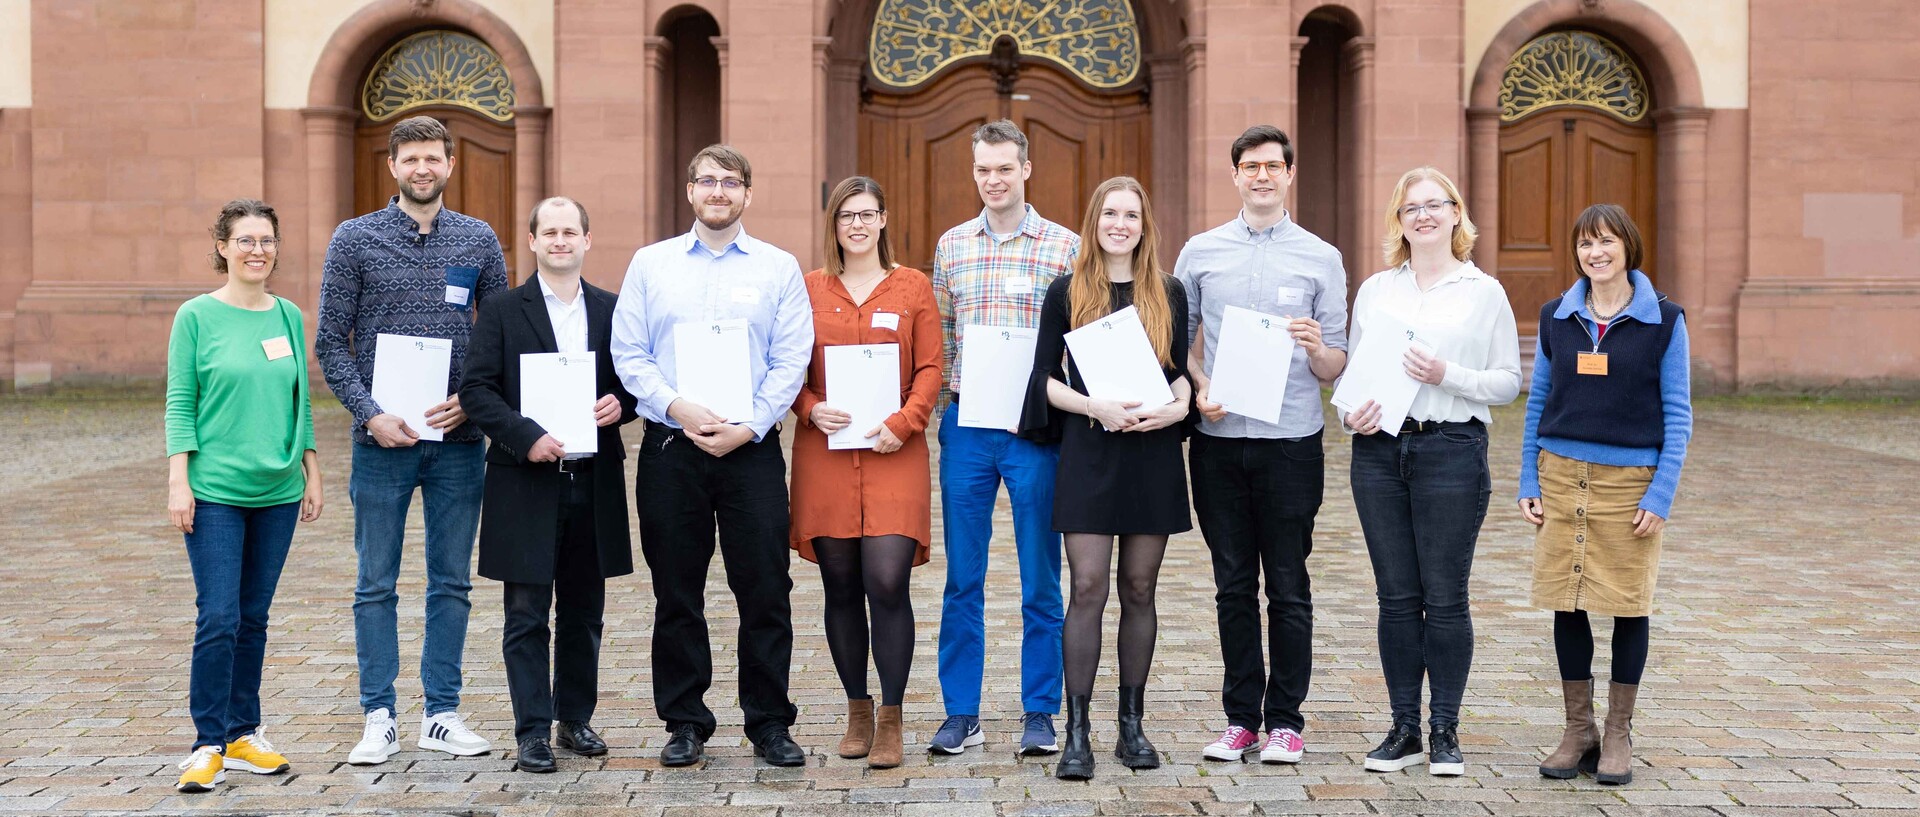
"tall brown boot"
1595,681,1638,785
869,705,903,768
838,698,874,759
1538,679,1600,779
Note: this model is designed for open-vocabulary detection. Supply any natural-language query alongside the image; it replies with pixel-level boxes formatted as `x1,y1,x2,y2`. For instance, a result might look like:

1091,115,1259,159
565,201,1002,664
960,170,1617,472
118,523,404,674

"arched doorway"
653,9,722,241
1494,31,1657,335
352,30,521,282
856,0,1154,269
1294,6,1366,290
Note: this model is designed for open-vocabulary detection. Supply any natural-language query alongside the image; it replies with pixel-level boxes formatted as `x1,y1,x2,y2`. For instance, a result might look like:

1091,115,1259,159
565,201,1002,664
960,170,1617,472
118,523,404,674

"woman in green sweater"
164,199,323,793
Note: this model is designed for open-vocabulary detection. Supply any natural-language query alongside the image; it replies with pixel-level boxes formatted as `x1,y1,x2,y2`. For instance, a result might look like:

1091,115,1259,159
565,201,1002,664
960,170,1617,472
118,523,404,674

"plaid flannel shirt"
931,205,1079,406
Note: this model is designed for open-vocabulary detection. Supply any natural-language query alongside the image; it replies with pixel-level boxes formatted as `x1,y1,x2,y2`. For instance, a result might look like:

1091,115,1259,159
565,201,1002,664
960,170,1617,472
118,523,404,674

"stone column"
512,105,551,283
1655,106,1710,317
1465,106,1501,277
300,106,357,312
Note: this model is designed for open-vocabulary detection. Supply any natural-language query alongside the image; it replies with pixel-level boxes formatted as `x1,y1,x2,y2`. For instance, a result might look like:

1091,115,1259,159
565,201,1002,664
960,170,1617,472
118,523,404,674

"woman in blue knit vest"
1517,204,1693,787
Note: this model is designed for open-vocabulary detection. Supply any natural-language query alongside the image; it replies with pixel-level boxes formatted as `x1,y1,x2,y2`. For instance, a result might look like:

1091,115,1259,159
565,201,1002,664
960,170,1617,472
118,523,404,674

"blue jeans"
183,500,299,750
1350,422,1491,730
349,440,485,716
935,403,1064,716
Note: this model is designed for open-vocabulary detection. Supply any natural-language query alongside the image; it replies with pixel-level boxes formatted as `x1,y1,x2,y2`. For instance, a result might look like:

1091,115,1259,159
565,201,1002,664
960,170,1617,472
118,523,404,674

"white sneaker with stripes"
348,708,399,765
418,711,491,757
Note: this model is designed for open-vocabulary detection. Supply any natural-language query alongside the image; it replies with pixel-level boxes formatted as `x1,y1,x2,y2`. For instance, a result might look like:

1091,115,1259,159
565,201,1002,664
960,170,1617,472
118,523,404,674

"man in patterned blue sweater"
315,115,509,766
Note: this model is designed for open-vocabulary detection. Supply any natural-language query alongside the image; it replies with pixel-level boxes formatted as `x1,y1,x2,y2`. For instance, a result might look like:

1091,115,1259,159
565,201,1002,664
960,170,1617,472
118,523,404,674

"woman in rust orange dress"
790,175,942,769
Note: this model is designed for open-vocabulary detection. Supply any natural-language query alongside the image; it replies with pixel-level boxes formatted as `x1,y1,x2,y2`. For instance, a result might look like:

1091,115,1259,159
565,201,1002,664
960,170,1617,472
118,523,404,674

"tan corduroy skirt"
1530,450,1665,617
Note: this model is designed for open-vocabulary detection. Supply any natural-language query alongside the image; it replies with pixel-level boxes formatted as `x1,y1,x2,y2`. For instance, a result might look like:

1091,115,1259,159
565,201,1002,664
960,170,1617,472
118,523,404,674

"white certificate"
672,318,754,421
824,344,902,450
520,352,598,455
1329,312,1434,437
1062,305,1174,411
371,333,453,442
957,324,1038,429
1208,305,1295,424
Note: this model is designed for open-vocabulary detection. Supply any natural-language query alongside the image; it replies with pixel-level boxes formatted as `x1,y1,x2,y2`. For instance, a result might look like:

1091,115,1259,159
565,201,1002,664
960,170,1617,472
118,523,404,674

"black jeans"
635,426,797,743
1350,422,1491,731
502,470,606,743
1189,431,1323,733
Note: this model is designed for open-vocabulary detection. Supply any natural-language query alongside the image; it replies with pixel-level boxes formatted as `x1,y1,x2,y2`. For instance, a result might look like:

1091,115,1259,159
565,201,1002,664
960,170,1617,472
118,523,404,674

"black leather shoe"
660,724,704,767
556,721,607,756
515,737,557,773
1363,722,1425,773
1055,695,1094,780
752,729,807,767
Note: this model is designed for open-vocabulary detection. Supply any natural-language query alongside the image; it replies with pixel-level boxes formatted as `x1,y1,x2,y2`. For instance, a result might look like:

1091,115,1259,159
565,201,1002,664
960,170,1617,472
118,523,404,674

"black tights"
1062,533,1169,697
814,535,917,706
1554,611,1650,685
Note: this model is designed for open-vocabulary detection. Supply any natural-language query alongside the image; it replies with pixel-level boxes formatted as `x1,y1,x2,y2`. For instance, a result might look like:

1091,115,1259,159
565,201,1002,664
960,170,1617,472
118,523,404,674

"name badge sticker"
261,336,293,361
443,266,480,309
871,312,900,331
1577,352,1609,376
1277,286,1308,308
731,286,762,305
1004,276,1033,296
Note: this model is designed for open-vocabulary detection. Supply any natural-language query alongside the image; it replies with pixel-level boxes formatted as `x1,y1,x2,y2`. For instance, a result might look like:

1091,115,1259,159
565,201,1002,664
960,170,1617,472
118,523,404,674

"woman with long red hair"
1018,176,1191,780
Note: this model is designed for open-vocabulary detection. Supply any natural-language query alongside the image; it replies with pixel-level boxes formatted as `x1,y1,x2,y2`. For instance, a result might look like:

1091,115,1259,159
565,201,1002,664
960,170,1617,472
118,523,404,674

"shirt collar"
383,195,443,234
1391,260,1486,289
680,226,756,257
1231,209,1293,241
972,204,1044,241
1553,269,1663,324
536,273,582,308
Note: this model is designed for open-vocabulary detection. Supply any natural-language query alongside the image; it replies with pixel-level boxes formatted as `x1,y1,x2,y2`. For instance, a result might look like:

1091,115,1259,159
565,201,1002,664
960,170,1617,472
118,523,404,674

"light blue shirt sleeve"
747,258,814,442
610,248,681,422
1518,334,1552,500
1639,313,1693,518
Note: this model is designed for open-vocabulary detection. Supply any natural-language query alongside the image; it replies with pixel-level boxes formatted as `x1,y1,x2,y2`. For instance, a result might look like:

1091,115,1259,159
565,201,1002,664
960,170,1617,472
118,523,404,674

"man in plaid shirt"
928,120,1079,757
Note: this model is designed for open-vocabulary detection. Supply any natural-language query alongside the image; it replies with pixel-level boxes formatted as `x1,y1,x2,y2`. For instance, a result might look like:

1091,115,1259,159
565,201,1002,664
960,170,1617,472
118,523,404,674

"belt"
1398,418,1483,435
557,457,594,474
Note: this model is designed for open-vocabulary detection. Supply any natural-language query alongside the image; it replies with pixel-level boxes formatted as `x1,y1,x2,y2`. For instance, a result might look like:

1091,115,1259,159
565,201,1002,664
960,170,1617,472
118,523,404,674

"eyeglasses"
227,237,280,252
835,209,883,226
1399,200,1457,219
1235,161,1288,178
693,177,746,191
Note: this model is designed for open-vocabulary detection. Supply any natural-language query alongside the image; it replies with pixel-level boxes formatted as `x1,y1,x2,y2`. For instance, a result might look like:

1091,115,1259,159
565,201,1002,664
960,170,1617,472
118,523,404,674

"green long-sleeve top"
165,294,317,507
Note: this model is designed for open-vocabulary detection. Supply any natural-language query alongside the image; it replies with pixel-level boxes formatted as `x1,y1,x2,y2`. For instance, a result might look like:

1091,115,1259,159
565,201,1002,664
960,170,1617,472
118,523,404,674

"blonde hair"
1070,177,1175,368
1382,166,1476,267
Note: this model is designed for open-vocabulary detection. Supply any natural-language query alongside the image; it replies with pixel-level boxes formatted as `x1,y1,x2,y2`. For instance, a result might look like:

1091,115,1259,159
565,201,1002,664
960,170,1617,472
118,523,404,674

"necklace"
1586,289,1627,321
842,270,886,299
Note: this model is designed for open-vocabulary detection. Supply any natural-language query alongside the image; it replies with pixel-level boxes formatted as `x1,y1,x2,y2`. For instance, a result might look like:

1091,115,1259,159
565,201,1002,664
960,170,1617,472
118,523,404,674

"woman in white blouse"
1342,167,1521,777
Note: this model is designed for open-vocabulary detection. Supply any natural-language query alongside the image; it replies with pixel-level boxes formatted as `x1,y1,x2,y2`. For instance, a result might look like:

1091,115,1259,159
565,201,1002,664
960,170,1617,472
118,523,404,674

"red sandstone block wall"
1740,0,1920,390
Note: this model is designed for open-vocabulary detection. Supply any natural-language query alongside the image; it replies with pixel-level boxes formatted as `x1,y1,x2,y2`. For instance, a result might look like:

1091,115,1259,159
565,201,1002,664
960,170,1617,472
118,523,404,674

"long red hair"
1069,176,1173,367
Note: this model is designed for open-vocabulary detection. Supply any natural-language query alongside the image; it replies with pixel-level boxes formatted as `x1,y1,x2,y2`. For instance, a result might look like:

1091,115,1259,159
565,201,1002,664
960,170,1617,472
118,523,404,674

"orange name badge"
262,336,294,361
1576,351,1609,376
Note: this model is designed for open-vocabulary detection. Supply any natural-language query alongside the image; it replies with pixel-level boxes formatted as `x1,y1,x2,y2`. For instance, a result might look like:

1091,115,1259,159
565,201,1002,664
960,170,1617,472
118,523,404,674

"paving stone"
1,397,1916,815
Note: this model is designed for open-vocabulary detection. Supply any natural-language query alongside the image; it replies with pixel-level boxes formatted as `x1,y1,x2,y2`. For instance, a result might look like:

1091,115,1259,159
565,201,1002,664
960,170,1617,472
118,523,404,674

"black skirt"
1050,414,1192,535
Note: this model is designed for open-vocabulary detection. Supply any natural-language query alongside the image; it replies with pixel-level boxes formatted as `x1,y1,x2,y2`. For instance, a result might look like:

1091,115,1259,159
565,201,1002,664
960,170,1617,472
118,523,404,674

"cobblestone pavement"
2,395,1916,816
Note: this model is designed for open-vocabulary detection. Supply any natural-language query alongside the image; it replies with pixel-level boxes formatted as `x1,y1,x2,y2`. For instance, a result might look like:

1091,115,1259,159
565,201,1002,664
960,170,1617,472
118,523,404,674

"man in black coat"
459,197,638,773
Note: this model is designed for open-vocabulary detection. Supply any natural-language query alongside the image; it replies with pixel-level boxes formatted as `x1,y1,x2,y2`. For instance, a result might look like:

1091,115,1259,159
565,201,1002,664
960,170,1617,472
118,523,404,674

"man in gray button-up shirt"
1174,125,1348,764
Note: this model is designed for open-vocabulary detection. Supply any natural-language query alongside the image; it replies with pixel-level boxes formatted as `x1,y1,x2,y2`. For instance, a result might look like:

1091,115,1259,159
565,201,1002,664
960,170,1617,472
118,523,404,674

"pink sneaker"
1260,727,1304,764
1203,725,1259,761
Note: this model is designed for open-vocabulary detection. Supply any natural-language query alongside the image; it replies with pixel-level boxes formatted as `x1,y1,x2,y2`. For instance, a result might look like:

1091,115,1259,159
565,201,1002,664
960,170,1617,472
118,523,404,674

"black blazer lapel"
585,282,614,354
519,278,560,354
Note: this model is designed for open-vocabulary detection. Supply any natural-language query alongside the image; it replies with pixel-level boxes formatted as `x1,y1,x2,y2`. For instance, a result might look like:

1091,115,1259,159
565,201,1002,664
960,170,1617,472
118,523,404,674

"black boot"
1114,686,1160,769
1055,695,1094,780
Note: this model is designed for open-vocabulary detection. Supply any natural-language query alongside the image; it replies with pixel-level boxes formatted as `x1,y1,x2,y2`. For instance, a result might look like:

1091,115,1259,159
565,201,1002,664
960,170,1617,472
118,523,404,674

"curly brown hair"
208,199,280,275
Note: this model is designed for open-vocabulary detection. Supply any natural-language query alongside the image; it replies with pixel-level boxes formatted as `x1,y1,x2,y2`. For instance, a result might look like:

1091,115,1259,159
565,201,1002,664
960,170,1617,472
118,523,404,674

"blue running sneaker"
928,715,983,754
1019,712,1059,755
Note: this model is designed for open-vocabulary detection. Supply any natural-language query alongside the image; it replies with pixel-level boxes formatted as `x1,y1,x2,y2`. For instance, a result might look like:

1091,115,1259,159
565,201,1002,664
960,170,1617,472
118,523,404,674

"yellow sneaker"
175,745,225,793
224,729,290,774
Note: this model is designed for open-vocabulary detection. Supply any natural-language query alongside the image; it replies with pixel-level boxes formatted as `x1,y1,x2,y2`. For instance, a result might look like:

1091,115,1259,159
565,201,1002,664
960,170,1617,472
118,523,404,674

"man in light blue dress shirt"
609,145,814,769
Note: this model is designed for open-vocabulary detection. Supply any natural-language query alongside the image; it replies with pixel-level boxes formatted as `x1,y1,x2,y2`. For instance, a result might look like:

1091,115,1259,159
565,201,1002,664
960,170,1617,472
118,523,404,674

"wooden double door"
355,108,518,283
1496,108,1657,335
860,64,1151,271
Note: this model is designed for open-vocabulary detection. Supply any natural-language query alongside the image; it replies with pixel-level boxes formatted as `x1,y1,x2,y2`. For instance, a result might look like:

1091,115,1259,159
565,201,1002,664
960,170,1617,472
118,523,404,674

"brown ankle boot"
1595,681,1638,785
869,704,903,768
838,698,874,759
1539,678,1600,779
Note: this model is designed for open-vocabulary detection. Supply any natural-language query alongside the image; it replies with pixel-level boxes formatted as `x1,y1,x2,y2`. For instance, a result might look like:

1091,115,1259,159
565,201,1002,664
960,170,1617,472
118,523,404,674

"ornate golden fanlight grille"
361,30,516,123
1499,31,1649,122
868,0,1142,90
